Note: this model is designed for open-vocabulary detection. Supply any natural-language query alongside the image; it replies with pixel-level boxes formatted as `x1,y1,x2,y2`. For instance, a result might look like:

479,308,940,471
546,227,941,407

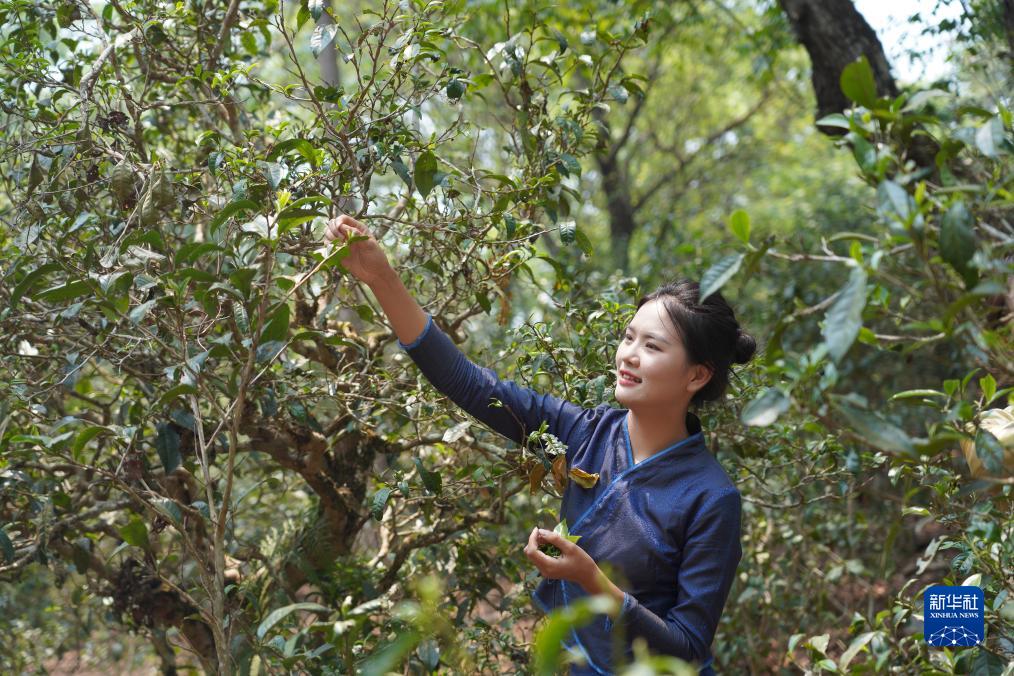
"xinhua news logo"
924,585,984,647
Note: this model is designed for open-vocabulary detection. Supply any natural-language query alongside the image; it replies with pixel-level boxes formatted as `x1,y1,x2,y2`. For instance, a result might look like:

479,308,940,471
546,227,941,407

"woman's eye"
647,344,658,350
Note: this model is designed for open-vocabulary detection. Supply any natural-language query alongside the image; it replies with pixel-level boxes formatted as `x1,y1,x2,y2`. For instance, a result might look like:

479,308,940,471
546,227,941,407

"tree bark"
595,140,637,274
317,1,340,88
778,0,899,123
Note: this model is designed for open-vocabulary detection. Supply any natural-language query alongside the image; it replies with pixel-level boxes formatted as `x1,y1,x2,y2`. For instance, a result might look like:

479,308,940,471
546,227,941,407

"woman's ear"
686,363,713,394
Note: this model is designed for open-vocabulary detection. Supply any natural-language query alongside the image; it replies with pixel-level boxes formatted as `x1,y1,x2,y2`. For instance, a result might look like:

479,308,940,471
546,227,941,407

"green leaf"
839,632,877,670
182,350,209,386
902,88,949,111
260,303,290,344
257,340,287,363
129,299,157,324
574,228,593,256
354,304,374,322
119,516,150,550
849,240,863,263
296,5,311,31
152,497,182,524
699,253,744,301
412,457,442,495
257,602,331,640
533,595,616,675
177,242,224,265
416,639,439,671
308,0,326,20
475,290,491,313
287,195,331,211
553,519,580,544
267,138,319,167
979,373,996,405
260,161,288,190
559,153,581,178
36,280,91,303
310,24,338,58
371,487,392,521
850,133,876,174
446,78,465,100
890,389,946,401
975,117,1005,158
286,400,321,431
969,647,1007,675
157,384,198,407
241,31,258,55
806,633,830,656
155,422,182,474
360,630,421,676
877,180,912,224
833,401,916,456
741,388,790,427
728,209,750,244
316,241,351,271
10,262,62,309
902,506,930,517
414,150,438,198
210,199,258,236
0,528,14,563
390,156,412,188
72,425,108,460
559,220,576,244
840,56,877,108
276,207,323,233
939,201,977,285
823,266,867,362
815,113,850,130
975,428,1005,475
190,500,211,520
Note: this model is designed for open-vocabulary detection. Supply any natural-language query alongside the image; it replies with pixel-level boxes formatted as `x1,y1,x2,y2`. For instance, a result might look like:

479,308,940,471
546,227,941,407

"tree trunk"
317,1,340,88
778,0,899,122
595,146,637,274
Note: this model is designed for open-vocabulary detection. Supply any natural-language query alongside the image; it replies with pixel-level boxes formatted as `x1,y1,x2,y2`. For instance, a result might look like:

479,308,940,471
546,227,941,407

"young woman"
324,215,755,675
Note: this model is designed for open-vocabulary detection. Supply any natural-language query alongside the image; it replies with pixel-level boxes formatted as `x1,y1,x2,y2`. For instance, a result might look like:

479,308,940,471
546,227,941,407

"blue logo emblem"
924,585,984,647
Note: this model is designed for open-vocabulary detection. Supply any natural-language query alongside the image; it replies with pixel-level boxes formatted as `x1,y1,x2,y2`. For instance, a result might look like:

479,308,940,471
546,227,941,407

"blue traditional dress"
399,314,742,675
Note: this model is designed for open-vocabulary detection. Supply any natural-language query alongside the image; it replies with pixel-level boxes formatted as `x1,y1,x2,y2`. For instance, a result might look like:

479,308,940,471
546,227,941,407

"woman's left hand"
523,526,599,591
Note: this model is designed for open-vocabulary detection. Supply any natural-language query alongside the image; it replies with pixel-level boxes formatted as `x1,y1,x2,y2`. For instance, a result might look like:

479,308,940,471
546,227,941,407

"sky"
852,0,964,84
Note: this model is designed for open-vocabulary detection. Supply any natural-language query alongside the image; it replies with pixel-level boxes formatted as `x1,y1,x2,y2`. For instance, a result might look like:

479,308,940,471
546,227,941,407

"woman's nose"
619,349,638,365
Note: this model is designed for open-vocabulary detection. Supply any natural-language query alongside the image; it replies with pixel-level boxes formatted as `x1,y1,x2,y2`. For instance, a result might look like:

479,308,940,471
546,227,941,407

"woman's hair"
636,278,757,405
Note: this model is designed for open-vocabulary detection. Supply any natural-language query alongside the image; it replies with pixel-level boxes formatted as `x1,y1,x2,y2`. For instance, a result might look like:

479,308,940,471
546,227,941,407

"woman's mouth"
618,372,642,386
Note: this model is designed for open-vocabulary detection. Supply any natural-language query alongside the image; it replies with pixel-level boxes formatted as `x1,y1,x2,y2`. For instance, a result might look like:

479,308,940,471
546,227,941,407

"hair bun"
733,330,757,365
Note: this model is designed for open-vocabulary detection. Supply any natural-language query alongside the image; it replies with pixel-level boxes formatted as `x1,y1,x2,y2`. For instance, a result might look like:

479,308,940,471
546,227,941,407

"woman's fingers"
524,527,558,576
324,216,367,242
524,526,539,555
536,529,571,552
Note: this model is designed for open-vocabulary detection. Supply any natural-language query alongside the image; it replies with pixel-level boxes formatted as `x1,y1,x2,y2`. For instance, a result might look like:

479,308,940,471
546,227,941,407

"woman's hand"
523,526,600,591
524,527,627,607
323,215,393,287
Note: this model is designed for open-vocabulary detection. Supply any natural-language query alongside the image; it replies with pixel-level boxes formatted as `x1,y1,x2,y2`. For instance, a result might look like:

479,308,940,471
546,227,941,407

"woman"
324,215,755,675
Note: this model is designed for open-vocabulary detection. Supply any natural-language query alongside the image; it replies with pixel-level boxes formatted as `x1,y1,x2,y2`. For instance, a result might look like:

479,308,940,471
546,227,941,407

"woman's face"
613,298,711,411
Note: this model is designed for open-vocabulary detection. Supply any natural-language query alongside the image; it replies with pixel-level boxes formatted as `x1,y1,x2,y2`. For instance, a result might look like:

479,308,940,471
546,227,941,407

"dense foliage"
0,0,1011,673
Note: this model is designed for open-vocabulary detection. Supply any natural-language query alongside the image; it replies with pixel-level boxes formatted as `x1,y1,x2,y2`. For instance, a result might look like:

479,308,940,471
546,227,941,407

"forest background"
0,0,1011,673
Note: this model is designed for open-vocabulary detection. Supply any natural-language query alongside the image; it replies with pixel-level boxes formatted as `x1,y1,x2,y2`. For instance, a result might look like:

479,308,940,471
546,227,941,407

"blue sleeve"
614,489,742,663
398,313,599,450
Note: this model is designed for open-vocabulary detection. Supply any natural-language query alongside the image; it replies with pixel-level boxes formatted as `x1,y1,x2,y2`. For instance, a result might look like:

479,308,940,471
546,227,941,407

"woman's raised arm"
323,215,600,452
324,215,428,346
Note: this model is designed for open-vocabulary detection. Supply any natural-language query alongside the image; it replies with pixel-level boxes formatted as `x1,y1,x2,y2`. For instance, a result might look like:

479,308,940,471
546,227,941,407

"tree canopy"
1,0,1011,673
